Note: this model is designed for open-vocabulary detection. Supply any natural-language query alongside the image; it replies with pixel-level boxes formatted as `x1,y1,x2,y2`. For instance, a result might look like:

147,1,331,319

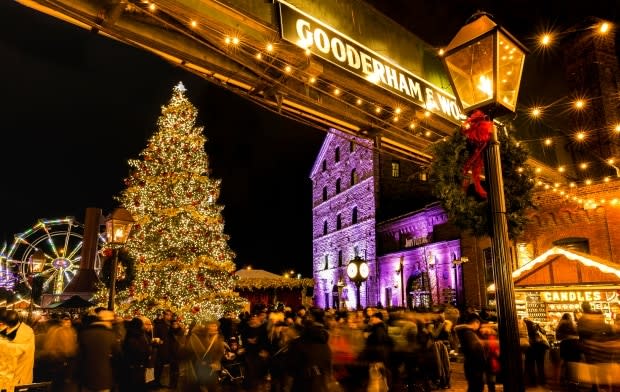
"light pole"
452,256,469,306
27,249,45,321
442,12,527,392
105,207,135,311
399,256,405,308
346,256,369,310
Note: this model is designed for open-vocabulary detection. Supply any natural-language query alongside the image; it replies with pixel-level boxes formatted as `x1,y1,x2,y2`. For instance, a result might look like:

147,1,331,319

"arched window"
336,178,341,194
352,207,358,224
553,237,590,253
323,221,328,235
338,250,343,266
350,169,358,186
322,159,327,171
336,214,342,230
322,186,327,201
324,255,329,270
335,147,340,162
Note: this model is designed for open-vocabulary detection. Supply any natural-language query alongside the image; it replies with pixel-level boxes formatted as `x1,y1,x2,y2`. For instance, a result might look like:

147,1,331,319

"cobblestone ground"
150,357,620,392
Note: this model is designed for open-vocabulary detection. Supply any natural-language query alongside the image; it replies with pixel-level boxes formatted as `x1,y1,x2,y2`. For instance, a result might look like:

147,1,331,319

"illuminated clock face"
359,263,369,279
347,263,358,279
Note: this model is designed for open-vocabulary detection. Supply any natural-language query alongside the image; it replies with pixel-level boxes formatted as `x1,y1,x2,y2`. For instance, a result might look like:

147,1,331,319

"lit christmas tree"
114,82,246,323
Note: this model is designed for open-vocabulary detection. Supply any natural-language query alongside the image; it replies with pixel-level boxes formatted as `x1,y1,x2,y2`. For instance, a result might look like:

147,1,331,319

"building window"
322,186,327,201
352,207,358,224
353,246,359,257
419,172,428,181
323,221,328,235
336,179,341,194
552,237,590,254
336,214,342,230
391,161,400,177
338,250,343,266
350,140,355,152
322,159,326,171
350,169,358,186
324,255,329,270
335,147,340,162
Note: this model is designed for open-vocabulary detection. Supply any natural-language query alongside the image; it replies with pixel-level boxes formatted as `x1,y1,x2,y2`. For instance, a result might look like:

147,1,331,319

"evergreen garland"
429,126,535,239
100,249,136,292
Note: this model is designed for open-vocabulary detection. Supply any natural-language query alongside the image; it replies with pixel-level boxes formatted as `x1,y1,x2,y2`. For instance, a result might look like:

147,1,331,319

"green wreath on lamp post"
100,248,136,292
429,126,535,239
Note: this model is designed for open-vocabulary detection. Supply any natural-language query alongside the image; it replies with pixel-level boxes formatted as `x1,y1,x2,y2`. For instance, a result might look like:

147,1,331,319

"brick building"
311,17,620,313
311,129,463,309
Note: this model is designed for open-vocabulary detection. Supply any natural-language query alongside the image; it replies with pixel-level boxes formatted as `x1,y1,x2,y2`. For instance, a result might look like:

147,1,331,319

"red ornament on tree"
461,110,492,198
192,305,200,313
142,279,149,288
197,273,205,282
102,248,113,257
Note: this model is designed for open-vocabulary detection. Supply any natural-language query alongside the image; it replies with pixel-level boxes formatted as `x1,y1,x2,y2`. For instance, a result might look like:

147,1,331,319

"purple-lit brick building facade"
311,129,463,309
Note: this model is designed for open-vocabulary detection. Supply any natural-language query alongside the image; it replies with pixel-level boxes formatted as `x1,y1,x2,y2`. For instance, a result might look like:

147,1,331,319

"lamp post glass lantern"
443,13,526,116
346,256,369,310
442,12,527,392
105,208,135,311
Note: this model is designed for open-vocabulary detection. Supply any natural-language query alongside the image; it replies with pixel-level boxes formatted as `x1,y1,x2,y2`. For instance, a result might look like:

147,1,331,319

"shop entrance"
407,272,432,309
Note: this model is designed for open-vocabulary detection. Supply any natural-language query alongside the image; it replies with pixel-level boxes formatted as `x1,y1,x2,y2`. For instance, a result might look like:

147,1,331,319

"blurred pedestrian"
456,313,485,392
119,317,152,392
2,310,35,386
39,313,78,392
287,308,332,392
184,320,226,392
77,309,122,392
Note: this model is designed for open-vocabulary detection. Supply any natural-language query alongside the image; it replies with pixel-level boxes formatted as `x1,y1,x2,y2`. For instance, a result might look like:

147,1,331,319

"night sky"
0,1,617,277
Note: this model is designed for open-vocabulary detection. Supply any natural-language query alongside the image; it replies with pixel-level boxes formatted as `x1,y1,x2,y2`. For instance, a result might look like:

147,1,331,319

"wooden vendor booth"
234,269,314,310
490,247,620,327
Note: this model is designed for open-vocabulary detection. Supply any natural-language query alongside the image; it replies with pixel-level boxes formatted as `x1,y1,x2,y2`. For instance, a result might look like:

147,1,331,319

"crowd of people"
0,302,619,392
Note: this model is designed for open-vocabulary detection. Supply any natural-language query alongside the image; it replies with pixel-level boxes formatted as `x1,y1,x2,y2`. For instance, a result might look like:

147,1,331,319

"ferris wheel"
0,217,105,294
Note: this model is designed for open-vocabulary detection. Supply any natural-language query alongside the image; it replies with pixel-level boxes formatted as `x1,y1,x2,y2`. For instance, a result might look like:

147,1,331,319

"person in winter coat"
39,314,79,392
2,310,35,387
152,309,173,388
456,313,486,392
524,317,549,386
362,312,392,365
77,310,122,392
119,317,152,392
183,320,226,392
287,308,332,392
478,323,500,392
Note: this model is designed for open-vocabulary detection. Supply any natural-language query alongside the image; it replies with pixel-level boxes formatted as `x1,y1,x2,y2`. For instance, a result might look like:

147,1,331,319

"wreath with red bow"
429,112,535,239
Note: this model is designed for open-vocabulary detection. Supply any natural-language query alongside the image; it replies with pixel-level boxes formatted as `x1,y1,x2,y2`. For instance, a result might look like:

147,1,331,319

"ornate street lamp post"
105,207,135,311
441,12,527,392
27,249,45,320
346,256,369,310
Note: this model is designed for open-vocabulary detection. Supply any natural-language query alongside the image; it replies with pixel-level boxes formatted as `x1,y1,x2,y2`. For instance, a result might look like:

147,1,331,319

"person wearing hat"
77,309,121,392
455,313,485,392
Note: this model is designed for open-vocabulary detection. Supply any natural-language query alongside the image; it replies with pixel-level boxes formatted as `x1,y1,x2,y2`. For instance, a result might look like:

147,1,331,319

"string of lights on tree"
102,82,246,322
130,1,618,207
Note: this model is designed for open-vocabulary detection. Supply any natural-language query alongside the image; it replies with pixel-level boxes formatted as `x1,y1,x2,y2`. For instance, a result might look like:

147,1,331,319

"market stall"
234,269,314,310
490,247,620,324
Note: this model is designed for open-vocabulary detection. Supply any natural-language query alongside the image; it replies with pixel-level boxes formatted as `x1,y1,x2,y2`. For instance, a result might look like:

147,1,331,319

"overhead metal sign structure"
14,0,461,162
278,1,462,124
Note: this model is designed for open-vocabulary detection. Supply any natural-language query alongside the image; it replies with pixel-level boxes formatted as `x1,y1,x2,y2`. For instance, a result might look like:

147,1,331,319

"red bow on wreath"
461,110,492,198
